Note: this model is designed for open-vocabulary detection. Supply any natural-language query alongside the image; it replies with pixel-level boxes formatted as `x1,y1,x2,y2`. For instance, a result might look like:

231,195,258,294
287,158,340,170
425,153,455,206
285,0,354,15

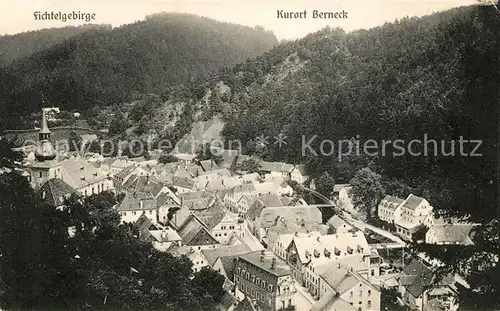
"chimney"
271,257,276,270
337,262,341,269
294,232,298,237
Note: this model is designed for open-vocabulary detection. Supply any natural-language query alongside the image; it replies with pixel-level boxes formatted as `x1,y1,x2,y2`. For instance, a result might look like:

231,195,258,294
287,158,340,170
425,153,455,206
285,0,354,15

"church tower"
28,108,62,189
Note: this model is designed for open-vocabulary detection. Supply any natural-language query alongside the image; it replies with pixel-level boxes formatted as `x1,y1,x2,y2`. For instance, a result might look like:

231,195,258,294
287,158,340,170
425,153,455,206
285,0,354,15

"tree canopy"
0,173,225,311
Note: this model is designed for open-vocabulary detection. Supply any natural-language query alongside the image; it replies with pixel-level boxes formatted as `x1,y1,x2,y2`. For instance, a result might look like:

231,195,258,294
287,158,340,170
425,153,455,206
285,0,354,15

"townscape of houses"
6,108,478,311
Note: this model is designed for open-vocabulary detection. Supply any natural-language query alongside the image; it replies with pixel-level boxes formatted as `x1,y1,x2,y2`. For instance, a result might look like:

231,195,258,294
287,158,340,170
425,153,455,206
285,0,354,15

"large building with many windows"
234,250,296,311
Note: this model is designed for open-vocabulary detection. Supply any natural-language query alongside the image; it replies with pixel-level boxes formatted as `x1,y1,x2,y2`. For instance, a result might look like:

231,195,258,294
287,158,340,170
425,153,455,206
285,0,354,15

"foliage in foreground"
0,173,225,310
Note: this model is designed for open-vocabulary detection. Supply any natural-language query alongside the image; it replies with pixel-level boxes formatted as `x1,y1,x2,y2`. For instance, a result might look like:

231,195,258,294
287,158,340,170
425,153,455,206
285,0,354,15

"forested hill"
138,6,497,222
0,25,105,65
0,13,277,129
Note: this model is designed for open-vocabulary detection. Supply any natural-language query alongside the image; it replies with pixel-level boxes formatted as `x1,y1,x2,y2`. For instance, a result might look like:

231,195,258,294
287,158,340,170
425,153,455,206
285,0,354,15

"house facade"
234,250,297,311
377,195,404,223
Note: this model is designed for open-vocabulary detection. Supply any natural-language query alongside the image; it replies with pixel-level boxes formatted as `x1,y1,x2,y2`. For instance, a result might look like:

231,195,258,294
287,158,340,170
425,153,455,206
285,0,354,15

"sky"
0,0,480,40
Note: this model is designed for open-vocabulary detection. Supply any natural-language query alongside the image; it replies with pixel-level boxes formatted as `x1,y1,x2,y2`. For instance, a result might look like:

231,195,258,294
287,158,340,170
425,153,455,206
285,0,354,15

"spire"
35,107,57,162
40,108,51,135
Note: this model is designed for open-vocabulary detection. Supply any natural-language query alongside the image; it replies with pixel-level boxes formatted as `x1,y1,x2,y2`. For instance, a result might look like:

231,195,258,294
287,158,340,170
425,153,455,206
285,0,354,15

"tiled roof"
115,165,136,179
117,192,156,211
265,222,329,245
201,244,252,266
380,195,405,210
37,178,76,207
429,224,476,245
424,298,447,311
215,291,238,311
149,229,182,242
172,176,195,189
327,215,352,229
233,297,258,311
170,206,191,229
258,206,322,229
310,291,356,311
177,215,219,246
60,158,109,189
402,194,426,210
238,250,290,277
260,161,285,172
292,231,370,263
402,260,434,298
320,265,376,295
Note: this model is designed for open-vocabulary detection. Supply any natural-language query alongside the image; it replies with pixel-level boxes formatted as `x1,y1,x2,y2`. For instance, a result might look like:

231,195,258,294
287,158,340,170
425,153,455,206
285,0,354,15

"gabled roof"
320,265,377,295
214,291,238,311
172,176,195,189
233,297,258,311
379,195,405,210
177,214,219,246
170,206,191,229
37,178,76,207
134,214,160,232
60,158,109,189
402,194,427,210
260,161,285,172
149,229,182,243
115,165,136,179
310,291,356,311
201,244,252,266
238,250,290,277
117,192,156,211
428,224,476,245
258,206,322,229
327,215,352,230
291,231,370,264
265,222,329,246
401,260,434,298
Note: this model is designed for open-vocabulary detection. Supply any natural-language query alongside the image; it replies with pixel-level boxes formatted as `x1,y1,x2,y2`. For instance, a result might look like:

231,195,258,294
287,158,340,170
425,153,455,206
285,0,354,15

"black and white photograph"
0,0,498,310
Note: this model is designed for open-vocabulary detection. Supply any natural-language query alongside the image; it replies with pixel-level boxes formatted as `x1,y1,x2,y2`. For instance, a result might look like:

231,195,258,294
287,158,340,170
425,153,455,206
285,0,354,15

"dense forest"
0,13,277,130
114,6,499,308
204,5,497,223
0,24,104,65
0,173,226,311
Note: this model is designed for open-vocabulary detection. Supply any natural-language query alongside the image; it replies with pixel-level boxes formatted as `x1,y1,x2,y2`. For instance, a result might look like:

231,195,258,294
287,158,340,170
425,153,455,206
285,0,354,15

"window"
237,268,241,275
350,291,353,298
367,300,371,307
368,290,371,296
246,272,250,279
39,172,43,178
268,285,273,291
371,269,374,276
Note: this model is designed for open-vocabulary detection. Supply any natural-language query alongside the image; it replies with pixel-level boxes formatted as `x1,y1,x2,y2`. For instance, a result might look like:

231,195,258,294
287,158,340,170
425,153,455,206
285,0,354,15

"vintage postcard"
0,0,498,310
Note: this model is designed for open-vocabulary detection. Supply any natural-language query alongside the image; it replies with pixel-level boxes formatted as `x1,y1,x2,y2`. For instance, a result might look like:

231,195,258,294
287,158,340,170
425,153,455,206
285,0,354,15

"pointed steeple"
39,108,51,137
35,107,57,162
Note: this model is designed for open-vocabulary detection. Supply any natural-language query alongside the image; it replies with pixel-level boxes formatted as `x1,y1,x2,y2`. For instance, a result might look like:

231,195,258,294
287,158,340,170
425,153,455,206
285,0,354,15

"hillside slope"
125,5,497,222
0,25,104,65
0,13,277,129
